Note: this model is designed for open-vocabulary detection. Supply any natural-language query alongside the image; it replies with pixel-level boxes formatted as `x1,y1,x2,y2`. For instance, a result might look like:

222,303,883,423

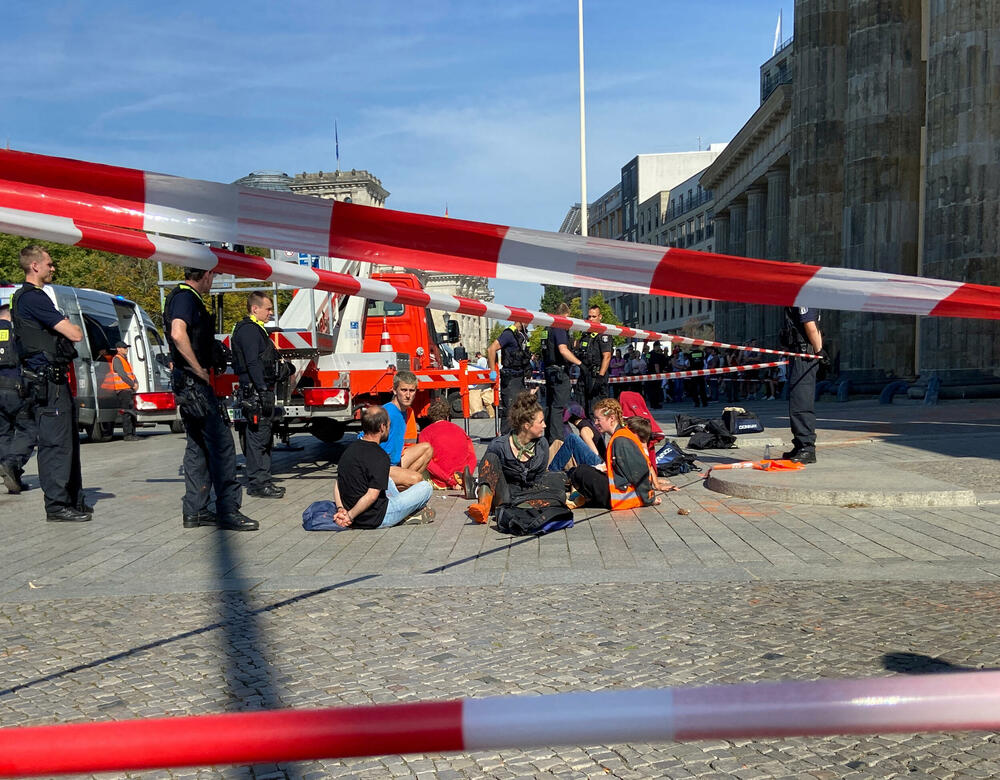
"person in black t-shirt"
543,302,582,443
10,246,89,522
164,267,256,532
334,405,433,529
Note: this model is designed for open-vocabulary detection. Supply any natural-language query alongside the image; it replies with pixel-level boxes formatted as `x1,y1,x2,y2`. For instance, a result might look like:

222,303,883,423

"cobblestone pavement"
2,400,1000,778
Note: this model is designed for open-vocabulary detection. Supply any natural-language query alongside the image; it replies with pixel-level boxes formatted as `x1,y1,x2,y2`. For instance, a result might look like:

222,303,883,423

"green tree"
538,285,566,314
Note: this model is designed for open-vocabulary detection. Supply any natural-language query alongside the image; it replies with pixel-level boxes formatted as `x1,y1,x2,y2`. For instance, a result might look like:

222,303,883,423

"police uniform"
575,330,613,417
0,315,36,493
496,324,530,434
10,283,87,519
164,282,249,528
543,327,573,441
782,306,821,460
231,313,286,498
687,347,708,407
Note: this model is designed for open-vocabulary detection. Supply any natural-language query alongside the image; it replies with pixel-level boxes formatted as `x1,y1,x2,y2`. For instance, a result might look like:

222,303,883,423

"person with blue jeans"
548,433,602,472
334,405,433,529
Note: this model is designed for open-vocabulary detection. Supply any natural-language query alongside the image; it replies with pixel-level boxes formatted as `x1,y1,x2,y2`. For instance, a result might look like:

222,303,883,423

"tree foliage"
538,285,566,314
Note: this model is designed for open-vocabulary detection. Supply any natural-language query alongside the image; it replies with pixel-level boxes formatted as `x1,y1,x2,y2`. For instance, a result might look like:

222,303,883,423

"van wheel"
88,420,114,443
169,420,185,434
448,390,464,418
310,419,347,443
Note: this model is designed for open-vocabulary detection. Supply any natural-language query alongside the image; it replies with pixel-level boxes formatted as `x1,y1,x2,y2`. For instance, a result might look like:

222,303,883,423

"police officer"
0,303,35,494
231,291,287,499
543,302,582,442
164,268,257,531
10,246,89,521
574,304,613,417
102,340,139,441
687,346,708,407
781,306,823,464
487,321,531,434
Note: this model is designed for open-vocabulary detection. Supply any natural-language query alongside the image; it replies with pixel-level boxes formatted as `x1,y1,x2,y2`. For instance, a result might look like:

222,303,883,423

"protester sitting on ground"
382,371,434,488
333,405,433,529
624,415,678,494
564,402,605,459
467,392,568,524
569,398,661,510
418,397,477,490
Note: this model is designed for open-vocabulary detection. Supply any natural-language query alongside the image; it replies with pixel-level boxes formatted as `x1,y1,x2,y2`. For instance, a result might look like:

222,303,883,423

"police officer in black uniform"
10,246,89,521
487,321,531,434
574,304,613,417
543,302,582,442
687,346,708,407
0,302,35,494
781,306,823,464
231,291,288,499
164,268,257,531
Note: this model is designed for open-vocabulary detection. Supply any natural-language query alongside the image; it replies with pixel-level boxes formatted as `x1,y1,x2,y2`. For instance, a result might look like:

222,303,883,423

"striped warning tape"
1,672,999,776
525,361,788,385
0,205,813,359
1,148,997,320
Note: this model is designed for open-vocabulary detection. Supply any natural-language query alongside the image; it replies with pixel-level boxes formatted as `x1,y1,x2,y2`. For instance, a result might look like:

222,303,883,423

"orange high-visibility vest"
606,426,646,511
101,354,136,392
403,406,418,450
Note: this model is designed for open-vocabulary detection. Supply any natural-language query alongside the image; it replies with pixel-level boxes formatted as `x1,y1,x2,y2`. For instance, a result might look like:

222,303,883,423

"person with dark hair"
624,415,677,494
781,306,824,463
10,245,89,521
569,398,660,510
488,321,531,434
231,292,290,499
101,341,139,440
165,267,257,531
467,392,567,524
0,302,35,494
333,405,433,528
543,302,582,444
418,397,476,490
574,305,613,416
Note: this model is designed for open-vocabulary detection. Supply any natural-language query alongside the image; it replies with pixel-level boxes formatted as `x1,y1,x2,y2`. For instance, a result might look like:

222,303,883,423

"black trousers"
180,383,242,517
0,385,36,476
115,389,136,436
788,356,818,450
571,464,611,509
244,412,274,490
581,371,608,418
498,372,526,435
35,379,82,513
544,367,571,442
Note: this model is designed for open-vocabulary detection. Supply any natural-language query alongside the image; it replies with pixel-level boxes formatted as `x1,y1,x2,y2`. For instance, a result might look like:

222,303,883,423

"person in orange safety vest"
569,397,660,510
102,341,139,440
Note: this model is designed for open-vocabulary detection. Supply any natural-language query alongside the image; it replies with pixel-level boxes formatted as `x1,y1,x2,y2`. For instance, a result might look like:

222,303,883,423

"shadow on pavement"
881,651,995,674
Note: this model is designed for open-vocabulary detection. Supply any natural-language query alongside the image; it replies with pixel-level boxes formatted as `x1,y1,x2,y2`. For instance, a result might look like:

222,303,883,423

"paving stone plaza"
3,399,1000,779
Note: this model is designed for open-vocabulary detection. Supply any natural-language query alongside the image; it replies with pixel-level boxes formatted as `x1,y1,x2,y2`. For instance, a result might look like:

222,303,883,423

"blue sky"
3,0,791,308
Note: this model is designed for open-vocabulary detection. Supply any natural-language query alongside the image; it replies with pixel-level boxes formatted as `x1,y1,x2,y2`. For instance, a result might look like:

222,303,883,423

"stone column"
728,201,747,258
765,167,789,261
745,186,767,259
713,212,730,255
921,0,1000,380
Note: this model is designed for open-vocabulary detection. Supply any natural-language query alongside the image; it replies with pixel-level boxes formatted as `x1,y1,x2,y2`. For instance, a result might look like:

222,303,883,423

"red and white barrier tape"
0,205,815,359
606,361,788,384
1,672,999,777
1,149,998,320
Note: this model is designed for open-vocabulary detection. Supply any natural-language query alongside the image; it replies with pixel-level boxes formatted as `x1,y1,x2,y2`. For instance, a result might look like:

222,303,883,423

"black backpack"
687,419,737,449
495,475,573,536
654,440,701,477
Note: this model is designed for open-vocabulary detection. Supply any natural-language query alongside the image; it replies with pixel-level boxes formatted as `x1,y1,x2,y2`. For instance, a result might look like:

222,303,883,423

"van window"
83,312,122,358
367,300,404,318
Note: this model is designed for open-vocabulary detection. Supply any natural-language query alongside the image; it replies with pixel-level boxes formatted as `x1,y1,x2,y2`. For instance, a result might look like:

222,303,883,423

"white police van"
1,283,181,441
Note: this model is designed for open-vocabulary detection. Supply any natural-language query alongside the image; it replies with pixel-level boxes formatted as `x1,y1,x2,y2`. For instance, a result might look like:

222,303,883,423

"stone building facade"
702,0,999,387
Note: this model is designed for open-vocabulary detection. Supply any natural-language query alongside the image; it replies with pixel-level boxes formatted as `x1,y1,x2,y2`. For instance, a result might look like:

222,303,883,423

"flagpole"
578,0,588,239
335,120,340,172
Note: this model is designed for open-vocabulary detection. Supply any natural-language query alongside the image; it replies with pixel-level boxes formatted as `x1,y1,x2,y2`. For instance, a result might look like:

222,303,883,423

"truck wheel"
169,420,185,434
310,419,347,443
448,390,464,418
88,420,114,443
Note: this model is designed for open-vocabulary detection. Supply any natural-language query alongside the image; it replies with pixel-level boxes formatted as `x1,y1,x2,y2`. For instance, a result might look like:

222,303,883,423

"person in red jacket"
418,397,477,490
